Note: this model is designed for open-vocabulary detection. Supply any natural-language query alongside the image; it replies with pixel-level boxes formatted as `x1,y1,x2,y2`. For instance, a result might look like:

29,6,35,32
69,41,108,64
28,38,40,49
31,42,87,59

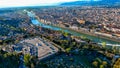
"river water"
28,11,120,46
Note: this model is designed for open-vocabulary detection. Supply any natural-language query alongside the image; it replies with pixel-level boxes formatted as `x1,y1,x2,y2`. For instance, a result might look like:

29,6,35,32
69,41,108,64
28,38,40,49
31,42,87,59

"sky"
0,0,101,8
0,0,79,8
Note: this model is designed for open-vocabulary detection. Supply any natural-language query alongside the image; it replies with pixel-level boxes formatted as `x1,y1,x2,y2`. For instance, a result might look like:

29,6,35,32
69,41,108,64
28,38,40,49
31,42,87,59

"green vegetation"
0,8,120,68
92,58,108,68
24,54,31,66
102,42,106,48
113,58,120,68
39,28,120,68
23,54,37,68
0,50,20,68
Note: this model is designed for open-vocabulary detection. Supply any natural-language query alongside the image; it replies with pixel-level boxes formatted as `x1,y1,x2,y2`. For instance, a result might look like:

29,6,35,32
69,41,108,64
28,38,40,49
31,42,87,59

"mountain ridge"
60,0,120,6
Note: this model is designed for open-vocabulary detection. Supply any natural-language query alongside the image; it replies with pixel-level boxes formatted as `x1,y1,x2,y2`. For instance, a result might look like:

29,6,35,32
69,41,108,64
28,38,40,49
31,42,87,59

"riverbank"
66,27,120,43
37,19,120,44
29,11,120,45
53,25,120,44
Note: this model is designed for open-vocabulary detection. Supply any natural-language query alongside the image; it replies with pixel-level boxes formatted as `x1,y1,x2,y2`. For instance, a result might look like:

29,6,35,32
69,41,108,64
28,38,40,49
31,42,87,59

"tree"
112,46,117,53
31,63,34,68
102,42,106,48
24,54,31,66
96,58,102,64
102,61,107,68
15,40,19,44
63,32,69,37
113,58,120,68
65,47,71,53
100,65,104,68
93,58,108,68
0,40,2,43
92,61,98,67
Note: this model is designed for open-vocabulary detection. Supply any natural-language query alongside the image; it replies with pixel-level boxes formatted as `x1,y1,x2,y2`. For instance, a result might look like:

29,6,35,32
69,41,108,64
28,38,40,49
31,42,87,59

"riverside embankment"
27,11,120,46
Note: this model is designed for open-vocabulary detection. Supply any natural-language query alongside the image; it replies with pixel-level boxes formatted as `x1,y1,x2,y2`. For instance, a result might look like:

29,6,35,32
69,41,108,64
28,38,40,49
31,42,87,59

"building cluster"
33,6,120,38
0,9,32,40
34,7,120,26
2,37,58,60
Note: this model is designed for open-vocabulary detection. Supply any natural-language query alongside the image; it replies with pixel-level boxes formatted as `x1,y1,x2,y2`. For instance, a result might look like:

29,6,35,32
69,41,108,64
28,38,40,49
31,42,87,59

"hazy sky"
0,0,79,8
0,0,102,8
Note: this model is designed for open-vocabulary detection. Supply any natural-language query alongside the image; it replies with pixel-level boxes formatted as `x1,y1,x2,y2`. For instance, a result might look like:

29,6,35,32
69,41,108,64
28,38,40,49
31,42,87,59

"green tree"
24,54,31,66
92,61,98,67
65,47,71,53
0,40,2,43
102,42,106,48
100,65,104,68
113,58,120,68
102,61,107,67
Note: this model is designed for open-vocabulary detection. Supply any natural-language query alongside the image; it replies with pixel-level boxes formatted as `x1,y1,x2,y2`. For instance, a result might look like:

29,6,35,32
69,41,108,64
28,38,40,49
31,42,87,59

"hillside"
60,0,120,6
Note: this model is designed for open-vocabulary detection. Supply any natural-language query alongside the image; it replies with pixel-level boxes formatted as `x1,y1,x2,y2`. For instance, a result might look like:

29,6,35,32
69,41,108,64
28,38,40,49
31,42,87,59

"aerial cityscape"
0,0,120,68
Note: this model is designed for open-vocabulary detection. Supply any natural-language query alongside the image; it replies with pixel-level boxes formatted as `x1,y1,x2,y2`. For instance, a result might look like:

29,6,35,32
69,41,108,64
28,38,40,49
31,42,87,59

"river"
27,11,120,46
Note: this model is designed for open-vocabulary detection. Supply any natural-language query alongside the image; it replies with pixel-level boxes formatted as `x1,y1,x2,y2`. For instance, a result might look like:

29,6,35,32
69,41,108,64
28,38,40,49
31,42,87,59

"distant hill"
60,0,120,6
